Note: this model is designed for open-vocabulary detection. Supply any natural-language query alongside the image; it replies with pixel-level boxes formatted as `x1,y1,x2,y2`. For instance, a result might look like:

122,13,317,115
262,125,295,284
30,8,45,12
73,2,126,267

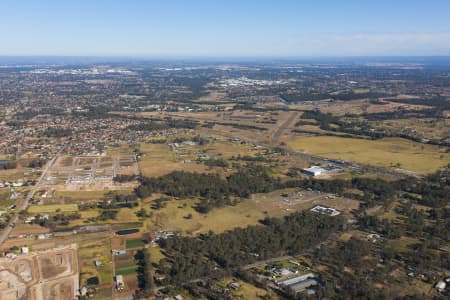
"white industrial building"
302,166,326,176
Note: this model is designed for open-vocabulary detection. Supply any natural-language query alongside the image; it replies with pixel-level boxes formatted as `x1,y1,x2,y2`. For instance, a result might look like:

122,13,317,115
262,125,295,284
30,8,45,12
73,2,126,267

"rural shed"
302,166,326,176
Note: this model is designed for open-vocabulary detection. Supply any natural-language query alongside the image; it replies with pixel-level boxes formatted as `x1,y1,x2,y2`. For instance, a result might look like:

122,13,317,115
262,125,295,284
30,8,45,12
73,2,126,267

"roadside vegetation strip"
28,204,79,213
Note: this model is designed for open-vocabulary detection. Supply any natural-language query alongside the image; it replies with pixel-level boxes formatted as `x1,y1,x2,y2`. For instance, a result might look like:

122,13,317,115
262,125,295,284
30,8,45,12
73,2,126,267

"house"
79,286,88,297
5,252,17,259
94,260,102,267
310,205,341,216
25,216,36,224
229,282,240,290
21,247,29,254
302,166,326,176
112,249,126,256
115,275,124,291
435,280,446,292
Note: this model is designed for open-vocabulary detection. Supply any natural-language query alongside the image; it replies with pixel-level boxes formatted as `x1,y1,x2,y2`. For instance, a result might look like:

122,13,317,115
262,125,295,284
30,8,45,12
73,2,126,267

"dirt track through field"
271,111,298,144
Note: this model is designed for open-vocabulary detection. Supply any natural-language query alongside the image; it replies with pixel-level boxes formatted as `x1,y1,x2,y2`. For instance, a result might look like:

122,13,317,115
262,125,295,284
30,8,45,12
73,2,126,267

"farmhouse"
115,275,124,290
311,205,341,216
302,166,326,176
112,249,126,256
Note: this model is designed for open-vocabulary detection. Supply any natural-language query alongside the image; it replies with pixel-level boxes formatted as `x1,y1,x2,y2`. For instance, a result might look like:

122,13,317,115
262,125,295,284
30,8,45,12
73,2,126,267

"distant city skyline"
1,0,450,56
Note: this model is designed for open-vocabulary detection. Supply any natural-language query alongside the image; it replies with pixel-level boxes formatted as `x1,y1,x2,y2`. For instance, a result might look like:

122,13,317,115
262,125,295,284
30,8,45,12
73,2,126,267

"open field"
0,168,27,181
219,278,272,300
288,136,450,173
79,237,113,286
54,190,111,202
11,223,50,235
203,138,262,159
0,188,13,209
289,98,431,116
139,143,209,177
144,189,357,235
378,117,450,141
28,203,78,213
148,246,165,264
54,189,132,204
145,197,265,234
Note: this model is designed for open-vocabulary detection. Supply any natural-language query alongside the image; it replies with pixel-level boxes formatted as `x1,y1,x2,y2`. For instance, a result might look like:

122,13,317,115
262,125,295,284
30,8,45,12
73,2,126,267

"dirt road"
271,111,298,144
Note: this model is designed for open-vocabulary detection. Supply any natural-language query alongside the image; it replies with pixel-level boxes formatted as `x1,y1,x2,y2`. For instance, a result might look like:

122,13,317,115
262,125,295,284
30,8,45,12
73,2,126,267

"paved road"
0,146,65,246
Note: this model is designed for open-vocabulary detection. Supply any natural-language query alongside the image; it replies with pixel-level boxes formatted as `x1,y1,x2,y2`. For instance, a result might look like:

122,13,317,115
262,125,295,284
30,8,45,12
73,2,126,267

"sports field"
288,136,449,173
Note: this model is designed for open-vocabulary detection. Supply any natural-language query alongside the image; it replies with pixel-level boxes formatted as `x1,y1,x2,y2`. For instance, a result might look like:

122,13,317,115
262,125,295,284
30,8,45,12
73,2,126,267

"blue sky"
1,0,450,56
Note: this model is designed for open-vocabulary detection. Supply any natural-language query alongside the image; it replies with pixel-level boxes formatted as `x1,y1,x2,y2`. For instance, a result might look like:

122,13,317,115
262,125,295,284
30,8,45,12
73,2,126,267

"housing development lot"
0,244,79,300
42,154,138,189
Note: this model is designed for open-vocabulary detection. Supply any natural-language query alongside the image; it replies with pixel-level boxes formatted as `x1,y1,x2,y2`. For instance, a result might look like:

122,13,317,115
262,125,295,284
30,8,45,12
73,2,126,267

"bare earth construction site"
0,244,79,300
42,154,138,190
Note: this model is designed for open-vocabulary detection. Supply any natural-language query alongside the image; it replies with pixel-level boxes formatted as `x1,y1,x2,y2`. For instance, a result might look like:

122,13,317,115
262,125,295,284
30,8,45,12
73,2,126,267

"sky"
1,0,450,57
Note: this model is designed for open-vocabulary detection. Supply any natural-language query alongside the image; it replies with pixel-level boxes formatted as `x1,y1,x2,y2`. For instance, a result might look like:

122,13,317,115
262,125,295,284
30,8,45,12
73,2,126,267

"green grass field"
125,238,145,249
288,136,449,173
116,265,138,275
28,203,79,213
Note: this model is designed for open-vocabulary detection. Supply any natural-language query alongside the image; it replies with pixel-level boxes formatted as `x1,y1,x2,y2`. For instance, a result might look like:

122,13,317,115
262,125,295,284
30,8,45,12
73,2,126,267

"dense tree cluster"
127,118,198,131
137,165,448,213
298,107,450,146
27,159,45,168
210,122,268,131
204,158,228,167
134,249,155,298
0,160,17,170
32,212,81,228
137,165,277,212
113,174,137,182
98,193,139,209
158,211,344,284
